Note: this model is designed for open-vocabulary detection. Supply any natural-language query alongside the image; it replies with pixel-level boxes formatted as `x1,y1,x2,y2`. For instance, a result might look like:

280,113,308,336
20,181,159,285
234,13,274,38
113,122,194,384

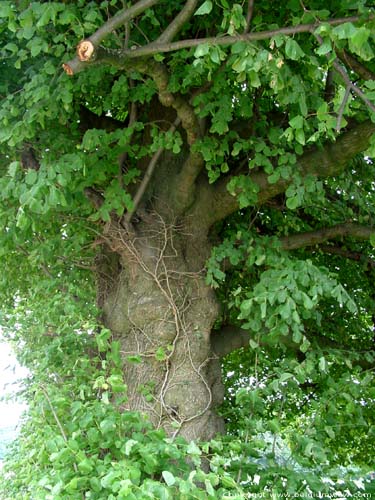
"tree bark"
98,213,225,441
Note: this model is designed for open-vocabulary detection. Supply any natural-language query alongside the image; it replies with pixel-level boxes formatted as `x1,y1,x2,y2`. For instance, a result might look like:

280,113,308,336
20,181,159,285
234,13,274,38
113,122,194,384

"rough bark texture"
97,203,225,441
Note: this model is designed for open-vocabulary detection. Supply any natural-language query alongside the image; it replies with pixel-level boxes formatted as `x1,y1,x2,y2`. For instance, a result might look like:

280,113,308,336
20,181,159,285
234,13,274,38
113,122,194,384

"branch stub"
77,40,95,61
62,63,74,76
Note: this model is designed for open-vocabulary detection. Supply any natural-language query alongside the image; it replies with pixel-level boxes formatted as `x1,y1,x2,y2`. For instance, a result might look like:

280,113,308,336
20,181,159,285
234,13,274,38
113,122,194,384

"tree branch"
280,223,374,251
156,0,198,43
318,245,375,269
171,150,204,212
103,14,374,59
192,120,375,229
143,61,201,145
211,325,256,358
244,0,255,34
315,34,375,115
211,325,305,358
63,13,374,74
335,84,351,132
68,55,202,148
211,325,374,369
86,0,160,47
123,116,181,225
337,49,375,82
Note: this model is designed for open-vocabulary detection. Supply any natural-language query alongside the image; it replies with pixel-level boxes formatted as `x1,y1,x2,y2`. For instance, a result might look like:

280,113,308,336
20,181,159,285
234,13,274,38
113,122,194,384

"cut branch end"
62,63,74,76
77,40,95,61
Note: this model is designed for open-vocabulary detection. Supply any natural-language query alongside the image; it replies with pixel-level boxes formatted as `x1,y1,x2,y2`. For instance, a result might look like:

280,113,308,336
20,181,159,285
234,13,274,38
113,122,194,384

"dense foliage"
1,0,375,498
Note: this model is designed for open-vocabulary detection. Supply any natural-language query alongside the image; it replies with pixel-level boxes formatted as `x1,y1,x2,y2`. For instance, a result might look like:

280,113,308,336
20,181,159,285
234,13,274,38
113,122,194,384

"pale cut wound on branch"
77,40,95,61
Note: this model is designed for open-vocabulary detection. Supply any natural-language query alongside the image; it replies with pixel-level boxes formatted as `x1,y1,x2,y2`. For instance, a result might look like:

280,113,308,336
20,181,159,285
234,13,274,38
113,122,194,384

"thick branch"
212,325,305,358
318,245,375,268
156,0,198,43
280,223,374,251
63,14,373,74
171,151,204,212
337,49,375,82
211,325,374,369
193,120,375,229
143,61,201,145
212,325,256,357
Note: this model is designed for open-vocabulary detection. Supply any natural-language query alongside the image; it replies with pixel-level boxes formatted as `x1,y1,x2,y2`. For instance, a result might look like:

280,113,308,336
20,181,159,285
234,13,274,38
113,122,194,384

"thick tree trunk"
97,213,225,441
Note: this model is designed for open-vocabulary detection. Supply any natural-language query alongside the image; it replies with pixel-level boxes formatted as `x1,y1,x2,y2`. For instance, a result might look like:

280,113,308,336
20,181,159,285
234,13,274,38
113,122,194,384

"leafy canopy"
1,0,375,498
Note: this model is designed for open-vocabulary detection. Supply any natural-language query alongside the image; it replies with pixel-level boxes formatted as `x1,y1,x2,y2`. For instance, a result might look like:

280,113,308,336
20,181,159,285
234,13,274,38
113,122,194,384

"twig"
40,385,78,473
88,0,161,47
156,0,199,43
118,90,138,188
244,0,255,34
315,34,375,115
123,116,181,225
335,84,351,131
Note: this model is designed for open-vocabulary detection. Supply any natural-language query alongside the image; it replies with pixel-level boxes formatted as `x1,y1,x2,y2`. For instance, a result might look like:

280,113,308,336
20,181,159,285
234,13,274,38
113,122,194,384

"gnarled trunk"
97,213,225,441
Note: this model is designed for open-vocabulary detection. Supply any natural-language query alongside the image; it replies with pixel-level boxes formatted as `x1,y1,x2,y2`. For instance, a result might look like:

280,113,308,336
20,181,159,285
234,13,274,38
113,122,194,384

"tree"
1,0,375,498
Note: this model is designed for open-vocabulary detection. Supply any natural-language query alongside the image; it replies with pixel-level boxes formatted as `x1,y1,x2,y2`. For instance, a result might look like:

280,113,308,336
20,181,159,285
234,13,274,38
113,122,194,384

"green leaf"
126,355,142,364
187,441,201,455
221,474,237,489
162,470,176,486
77,458,94,474
279,372,293,382
316,38,332,55
155,347,167,361
332,22,356,40
289,115,304,129
8,161,20,177
25,169,38,185
285,38,305,60
194,43,210,58
351,27,370,50
205,479,215,496
124,439,137,456
194,0,213,16
286,195,300,210
107,374,127,393
319,356,327,372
